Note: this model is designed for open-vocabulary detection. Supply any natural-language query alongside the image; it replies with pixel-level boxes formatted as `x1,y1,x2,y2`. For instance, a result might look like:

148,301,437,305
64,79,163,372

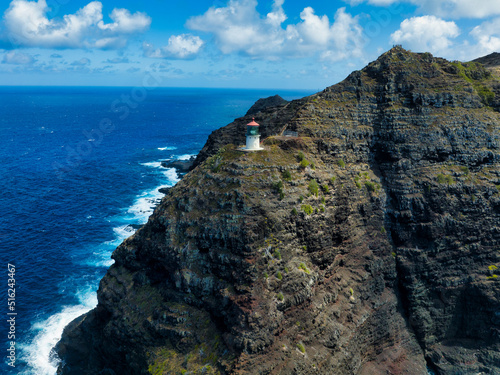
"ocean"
0,86,313,374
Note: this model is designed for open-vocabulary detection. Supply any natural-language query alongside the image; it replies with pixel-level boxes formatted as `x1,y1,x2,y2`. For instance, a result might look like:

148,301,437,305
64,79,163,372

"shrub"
263,272,268,279
330,176,336,184
299,262,310,274
301,204,313,215
274,249,282,260
296,343,306,353
274,180,284,191
299,195,304,203
437,173,454,185
284,267,289,273
308,179,319,196
381,226,386,234
297,152,305,162
282,170,292,181
337,159,345,168
291,208,298,215
277,271,283,280
321,196,326,204
299,159,310,169
321,184,329,194
320,205,325,212
277,292,284,301
489,265,498,271
365,181,380,192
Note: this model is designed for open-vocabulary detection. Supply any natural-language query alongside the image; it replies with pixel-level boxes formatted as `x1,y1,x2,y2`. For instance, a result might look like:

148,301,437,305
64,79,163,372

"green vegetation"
337,159,346,168
321,184,329,194
277,292,284,301
299,195,304,203
277,271,283,280
299,262,311,274
291,208,298,215
282,170,292,181
330,176,336,184
299,159,310,169
451,61,495,106
273,180,285,200
301,204,313,215
349,287,354,296
437,173,455,185
274,249,282,260
320,205,325,213
365,181,381,193
263,272,269,279
302,245,307,251
296,343,306,353
308,179,319,196
489,265,498,271
381,226,386,234
297,151,305,162
284,267,289,273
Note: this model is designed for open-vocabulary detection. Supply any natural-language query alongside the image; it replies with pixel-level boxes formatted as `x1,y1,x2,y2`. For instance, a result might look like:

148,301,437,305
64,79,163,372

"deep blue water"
0,86,313,374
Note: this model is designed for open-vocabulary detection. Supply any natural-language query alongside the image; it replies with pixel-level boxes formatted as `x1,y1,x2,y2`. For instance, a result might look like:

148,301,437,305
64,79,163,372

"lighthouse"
244,118,264,151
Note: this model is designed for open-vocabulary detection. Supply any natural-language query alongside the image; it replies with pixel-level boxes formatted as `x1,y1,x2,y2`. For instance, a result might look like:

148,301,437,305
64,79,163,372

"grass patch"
296,343,306,353
301,204,313,215
337,159,345,168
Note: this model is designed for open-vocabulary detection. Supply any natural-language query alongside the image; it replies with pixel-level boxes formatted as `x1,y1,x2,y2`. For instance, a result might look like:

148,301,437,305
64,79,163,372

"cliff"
55,47,500,375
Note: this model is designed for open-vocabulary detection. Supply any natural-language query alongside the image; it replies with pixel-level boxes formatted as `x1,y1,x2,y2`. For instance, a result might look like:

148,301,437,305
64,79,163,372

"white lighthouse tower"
244,118,264,151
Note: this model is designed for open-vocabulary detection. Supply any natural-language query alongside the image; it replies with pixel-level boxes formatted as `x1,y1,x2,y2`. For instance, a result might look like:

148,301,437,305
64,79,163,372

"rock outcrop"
55,47,500,375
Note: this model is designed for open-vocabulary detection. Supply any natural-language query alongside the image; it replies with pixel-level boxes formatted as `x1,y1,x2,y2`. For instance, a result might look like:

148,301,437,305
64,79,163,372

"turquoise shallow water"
0,86,312,374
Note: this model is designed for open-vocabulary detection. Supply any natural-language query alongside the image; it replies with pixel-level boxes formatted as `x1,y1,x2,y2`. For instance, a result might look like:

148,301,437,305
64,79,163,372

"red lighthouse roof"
247,118,259,126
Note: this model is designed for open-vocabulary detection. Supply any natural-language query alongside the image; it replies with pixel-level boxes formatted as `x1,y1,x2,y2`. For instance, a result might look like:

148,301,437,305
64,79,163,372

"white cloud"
345,0,500,19
469,18,500,56
70,57,91,66
3,0,151,49
186,0,364,61
390,16,459,54
2,50,35,64
143,34,204,59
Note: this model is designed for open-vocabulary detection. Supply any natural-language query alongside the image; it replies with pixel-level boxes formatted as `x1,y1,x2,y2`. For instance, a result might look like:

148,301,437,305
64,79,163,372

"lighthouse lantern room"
245,118,264,151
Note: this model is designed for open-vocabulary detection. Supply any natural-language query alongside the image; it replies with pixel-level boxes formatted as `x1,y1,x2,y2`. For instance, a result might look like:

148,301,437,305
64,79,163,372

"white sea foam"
158,146,177,151
140,161,164,168
176,154,196,160
20,292,97,375
22,161,181,374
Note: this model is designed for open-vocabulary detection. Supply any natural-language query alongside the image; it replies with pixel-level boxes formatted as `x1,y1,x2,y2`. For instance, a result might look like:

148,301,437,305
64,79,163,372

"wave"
21,161,181,374
176,154,196,160
157,146,177,151
140,161,164,168
20,289,97,375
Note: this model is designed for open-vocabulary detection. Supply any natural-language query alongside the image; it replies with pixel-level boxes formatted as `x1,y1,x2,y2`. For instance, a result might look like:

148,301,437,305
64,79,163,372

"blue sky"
0,0,499,89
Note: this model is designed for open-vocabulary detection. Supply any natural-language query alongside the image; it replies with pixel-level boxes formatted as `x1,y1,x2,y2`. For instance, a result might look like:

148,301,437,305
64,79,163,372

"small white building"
244,118,264,151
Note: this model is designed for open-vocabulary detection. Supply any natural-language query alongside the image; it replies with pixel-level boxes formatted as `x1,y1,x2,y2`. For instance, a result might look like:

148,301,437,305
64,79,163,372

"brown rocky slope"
55,47,500,375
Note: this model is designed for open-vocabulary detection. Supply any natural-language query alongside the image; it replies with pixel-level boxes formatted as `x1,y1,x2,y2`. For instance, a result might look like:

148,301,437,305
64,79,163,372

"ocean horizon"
0,86,314,374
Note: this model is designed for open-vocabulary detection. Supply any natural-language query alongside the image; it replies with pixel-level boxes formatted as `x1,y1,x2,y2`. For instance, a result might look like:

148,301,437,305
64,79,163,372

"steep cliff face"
56,47,500,375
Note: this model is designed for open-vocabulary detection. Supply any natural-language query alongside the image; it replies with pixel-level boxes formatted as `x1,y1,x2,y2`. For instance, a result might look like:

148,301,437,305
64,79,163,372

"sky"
0,0,499,89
